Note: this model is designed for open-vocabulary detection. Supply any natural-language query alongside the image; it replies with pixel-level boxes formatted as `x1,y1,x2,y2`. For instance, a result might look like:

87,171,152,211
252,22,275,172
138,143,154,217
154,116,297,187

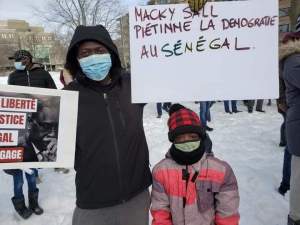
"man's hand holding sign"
187,0,208,13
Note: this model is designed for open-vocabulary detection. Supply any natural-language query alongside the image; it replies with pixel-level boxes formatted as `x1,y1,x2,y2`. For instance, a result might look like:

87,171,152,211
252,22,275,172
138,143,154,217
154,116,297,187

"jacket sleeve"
44,71,57,89
277,76,287,113
151,169,173,225
284,54,300,89
214,163,240,225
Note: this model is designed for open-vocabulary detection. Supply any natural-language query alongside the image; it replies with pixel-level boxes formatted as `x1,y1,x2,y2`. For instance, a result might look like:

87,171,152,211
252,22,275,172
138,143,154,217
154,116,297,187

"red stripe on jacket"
215,213,240,225
153,168,226,205
198,169,225,183
151,210,172,225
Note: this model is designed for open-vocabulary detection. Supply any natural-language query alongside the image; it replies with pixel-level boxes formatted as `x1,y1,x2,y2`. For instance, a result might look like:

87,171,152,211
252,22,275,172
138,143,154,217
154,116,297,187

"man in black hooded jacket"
8,50,56,88
4,50,56,219
64,25,152,225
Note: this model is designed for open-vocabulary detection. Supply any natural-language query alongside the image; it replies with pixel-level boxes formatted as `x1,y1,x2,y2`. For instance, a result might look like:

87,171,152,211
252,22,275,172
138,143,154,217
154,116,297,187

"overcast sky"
0,0,146,28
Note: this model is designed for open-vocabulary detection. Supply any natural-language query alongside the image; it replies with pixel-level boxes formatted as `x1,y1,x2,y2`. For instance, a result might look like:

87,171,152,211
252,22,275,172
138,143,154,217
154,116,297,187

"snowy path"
0,74,288,224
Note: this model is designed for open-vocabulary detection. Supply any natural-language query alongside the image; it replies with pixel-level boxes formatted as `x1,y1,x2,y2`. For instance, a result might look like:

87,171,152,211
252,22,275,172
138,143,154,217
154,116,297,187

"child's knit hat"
167,104,204,142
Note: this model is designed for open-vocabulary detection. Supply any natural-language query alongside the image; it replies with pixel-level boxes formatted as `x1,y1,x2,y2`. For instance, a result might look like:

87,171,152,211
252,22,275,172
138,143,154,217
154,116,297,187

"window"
279,24,290,33
159,0,168,4
279,8,289,17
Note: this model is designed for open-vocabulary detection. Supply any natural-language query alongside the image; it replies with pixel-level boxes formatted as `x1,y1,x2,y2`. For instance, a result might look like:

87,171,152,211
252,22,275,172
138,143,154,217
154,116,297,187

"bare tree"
51,31,69,66
0,44,17,70
21,33,39,59
33,0,124,35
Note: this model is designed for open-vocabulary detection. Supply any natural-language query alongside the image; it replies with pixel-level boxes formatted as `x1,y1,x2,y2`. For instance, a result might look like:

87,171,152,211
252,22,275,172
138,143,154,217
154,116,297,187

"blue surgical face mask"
78,54,112,81
14,62,26,70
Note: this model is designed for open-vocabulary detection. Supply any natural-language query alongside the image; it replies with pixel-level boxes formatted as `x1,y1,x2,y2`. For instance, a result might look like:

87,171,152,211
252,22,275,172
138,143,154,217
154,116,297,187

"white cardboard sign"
129,0,279,103
0,85,78,169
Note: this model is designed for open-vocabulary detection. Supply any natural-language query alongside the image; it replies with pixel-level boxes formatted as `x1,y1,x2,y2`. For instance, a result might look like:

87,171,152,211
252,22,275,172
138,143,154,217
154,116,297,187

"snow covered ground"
0,73,289,225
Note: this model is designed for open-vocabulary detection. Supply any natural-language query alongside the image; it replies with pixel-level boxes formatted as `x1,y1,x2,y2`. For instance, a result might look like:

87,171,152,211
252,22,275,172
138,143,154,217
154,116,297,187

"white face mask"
14,62,26,70
174,140,201,153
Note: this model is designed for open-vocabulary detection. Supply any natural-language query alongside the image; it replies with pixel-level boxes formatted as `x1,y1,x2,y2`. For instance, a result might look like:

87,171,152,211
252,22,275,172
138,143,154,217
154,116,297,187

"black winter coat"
8,64,57,88
280,39,300,156
6,63,56,164
65,25,152,209
283,54,300,157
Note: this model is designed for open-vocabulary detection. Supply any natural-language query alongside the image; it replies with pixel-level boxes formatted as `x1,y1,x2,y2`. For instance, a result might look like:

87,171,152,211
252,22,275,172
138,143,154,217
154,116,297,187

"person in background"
199,101,213,131
247,99,265,113
223,100,242,114
4,49,57,219
8,50,56,88
3,169,43,219
280,17,300,225
156,102,171,118
277,54,291,196
151,104,240,225
267,99,272,106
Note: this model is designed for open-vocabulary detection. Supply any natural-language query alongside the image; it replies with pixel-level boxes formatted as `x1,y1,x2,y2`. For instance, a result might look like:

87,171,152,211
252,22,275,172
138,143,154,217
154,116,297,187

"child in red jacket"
151,104,240,225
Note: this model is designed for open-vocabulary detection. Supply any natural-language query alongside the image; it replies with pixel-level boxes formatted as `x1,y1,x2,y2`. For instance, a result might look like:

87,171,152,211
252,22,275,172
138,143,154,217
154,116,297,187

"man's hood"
65,25,122,80
29,63,44,71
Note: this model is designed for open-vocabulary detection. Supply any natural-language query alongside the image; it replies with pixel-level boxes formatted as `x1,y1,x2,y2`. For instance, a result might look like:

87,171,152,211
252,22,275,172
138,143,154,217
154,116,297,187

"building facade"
279,0,300,36
280,0,291,33
0,20,64,72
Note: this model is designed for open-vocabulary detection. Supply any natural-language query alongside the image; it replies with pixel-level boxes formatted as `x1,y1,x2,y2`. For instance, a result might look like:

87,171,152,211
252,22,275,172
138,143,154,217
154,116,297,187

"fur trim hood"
280,39,300,61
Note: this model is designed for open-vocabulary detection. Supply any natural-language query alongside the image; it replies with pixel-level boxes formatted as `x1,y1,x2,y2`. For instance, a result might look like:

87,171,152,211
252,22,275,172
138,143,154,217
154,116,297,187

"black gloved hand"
188,0,208,13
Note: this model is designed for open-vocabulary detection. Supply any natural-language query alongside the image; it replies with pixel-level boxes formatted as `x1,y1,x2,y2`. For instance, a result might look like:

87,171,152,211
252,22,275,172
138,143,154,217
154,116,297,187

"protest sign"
0,85,78,169
129,0,279,103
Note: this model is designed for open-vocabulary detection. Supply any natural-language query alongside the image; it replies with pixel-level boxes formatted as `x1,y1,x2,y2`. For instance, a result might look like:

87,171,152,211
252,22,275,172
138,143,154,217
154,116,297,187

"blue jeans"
281,147,292,188
199,101,211,127
224,100,237,113
13,169,37,199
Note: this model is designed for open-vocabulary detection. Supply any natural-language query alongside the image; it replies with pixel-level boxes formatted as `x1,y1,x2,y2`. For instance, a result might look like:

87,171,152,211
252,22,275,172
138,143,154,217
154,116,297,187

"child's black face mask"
170,140,205,165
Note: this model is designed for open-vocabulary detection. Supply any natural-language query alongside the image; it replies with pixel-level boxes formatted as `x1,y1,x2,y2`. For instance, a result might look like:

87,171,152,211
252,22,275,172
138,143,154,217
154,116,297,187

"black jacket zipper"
103,93,124,202
26,70,31,86
116,99,126,128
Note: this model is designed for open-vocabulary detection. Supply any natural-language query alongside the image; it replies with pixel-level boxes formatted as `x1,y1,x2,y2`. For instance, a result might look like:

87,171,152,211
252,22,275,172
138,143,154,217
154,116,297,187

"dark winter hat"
282,31,300,44
167,104,204,142
8,50,32,61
